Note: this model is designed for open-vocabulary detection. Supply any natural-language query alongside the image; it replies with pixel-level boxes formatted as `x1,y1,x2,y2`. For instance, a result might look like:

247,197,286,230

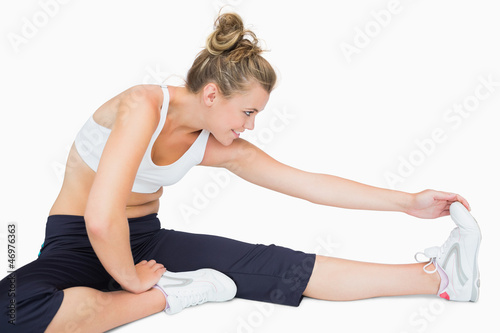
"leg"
0,214,166,332
45,286,165,333
43,212,235,332
0,250,151,333
303,255,440,301
146,225,443,306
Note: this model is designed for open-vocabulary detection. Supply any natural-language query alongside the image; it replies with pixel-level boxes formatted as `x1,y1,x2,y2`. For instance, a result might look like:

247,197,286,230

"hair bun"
206,13,261,60
187,12,276,97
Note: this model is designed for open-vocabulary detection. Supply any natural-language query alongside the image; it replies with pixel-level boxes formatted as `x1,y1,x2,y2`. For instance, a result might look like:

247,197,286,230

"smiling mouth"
232,130,242,138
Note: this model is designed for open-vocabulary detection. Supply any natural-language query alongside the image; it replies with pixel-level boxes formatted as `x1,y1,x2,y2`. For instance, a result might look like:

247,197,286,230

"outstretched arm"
202,138,470,219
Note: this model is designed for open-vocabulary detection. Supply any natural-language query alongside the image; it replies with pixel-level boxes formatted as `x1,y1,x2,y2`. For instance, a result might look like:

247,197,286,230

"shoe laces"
414,254,438,274
415,232,455,274
175,288,210,310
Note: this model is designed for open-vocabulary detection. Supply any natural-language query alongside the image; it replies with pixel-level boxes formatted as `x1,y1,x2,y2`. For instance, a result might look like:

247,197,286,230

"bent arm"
84,86,162,293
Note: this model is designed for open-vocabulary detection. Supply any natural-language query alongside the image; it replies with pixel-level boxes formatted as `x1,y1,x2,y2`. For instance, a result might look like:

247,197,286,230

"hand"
124,260,166,294
405,189,471,219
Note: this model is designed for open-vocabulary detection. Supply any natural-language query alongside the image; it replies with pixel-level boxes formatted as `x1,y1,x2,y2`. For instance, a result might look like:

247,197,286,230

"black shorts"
0,214,316,332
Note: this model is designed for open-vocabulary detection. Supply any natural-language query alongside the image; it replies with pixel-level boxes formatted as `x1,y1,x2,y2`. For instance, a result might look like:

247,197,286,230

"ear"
202,83,218,107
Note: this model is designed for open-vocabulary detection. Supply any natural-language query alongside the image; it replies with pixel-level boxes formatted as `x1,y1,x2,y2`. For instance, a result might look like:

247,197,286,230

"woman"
0,12,481,332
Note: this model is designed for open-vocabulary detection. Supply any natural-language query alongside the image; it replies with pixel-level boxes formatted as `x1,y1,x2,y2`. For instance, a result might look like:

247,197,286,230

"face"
205,82,270,146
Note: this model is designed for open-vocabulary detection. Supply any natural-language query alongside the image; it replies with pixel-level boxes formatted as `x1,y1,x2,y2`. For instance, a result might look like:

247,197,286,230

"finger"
153,263,165,270
455,194,471,211
155,269,166,282
435,191,457,201
152,265,166,276
138,260,148,265
147,259,157,266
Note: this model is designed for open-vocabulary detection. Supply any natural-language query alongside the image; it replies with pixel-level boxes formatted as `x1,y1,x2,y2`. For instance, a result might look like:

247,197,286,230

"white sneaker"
155,268,237,314
415,202,481,302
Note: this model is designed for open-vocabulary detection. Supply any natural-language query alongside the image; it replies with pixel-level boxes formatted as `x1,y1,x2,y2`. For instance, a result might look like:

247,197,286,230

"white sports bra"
74,85,210,193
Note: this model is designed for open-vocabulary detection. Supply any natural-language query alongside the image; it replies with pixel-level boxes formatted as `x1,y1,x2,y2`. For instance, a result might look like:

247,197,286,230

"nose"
244,116,255,131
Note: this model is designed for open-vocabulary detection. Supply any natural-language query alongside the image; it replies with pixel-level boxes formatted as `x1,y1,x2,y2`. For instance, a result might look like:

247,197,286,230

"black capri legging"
0,214,316,332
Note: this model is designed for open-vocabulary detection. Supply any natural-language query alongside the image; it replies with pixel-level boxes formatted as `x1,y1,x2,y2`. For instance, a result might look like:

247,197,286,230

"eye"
244,111,253,117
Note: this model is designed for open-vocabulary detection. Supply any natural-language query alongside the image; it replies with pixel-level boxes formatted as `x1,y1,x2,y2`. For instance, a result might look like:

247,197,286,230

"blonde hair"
186,13,276,98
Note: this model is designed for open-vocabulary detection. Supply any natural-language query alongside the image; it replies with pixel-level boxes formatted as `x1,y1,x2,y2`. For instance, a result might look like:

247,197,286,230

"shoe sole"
450,202,481,302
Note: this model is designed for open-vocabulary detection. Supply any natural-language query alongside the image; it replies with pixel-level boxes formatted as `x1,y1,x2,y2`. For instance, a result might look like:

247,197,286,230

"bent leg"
303,255,440,301
46,286,165,333
40,214,167,332
0,213,164,332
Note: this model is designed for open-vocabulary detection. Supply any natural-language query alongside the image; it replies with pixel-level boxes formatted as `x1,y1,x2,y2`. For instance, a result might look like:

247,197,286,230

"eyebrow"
246,108,260,112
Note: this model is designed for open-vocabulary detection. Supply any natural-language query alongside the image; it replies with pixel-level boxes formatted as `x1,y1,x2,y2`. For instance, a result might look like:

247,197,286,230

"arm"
84,85,165,293
202,138,470,218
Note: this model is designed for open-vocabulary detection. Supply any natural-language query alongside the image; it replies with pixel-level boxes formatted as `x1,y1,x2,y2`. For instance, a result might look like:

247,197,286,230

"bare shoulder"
93,84,164,129
119,84,163,107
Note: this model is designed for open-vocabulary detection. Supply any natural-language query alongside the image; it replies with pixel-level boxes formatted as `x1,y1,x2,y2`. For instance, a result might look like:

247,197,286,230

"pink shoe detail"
439,292,450,300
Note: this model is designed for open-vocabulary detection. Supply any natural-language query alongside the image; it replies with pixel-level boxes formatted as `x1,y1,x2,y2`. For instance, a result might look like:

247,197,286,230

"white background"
1,0,498,332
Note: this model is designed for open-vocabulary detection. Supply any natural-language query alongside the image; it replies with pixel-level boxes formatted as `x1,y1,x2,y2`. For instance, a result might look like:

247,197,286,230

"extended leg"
303,255,440,301
46,286,166,333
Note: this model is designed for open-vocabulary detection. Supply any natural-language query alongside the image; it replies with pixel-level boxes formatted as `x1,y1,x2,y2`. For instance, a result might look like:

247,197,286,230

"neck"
165,86,207,134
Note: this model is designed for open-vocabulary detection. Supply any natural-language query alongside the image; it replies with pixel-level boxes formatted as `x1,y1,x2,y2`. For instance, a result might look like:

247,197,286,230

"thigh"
143,229,316,306
0,249,112,332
